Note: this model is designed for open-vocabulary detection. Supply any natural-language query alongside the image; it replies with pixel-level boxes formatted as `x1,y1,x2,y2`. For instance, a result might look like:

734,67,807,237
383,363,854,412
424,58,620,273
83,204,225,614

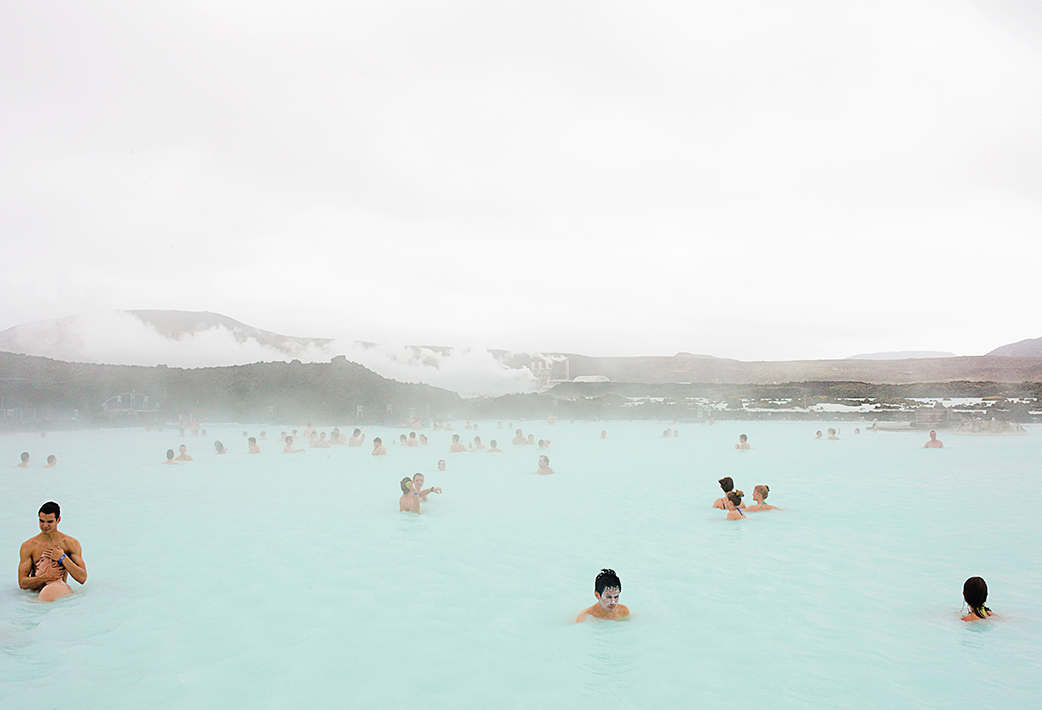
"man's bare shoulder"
617,604,631,618
58,533,82,551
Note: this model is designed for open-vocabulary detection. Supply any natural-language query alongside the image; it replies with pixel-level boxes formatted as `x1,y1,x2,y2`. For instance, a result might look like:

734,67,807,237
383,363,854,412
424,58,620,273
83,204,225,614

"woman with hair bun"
724,490,745,520
961,577,996,621
746,485,777,512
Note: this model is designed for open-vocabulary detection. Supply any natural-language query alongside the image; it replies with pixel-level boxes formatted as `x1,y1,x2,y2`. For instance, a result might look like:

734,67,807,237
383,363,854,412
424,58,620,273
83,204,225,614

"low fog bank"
1,351,1038,431
0,310,539,397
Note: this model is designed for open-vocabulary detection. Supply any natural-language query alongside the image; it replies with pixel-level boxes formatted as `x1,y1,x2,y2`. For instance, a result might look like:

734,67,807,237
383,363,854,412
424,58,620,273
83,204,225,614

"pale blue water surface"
1,422,1039,709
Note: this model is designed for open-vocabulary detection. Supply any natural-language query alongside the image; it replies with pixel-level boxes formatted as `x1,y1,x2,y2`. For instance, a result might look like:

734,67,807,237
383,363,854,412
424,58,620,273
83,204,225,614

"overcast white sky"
2,2,1041,361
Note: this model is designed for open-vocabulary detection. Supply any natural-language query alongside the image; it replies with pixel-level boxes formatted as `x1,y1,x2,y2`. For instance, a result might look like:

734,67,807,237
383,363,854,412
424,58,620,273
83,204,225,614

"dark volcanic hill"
0,352,462,423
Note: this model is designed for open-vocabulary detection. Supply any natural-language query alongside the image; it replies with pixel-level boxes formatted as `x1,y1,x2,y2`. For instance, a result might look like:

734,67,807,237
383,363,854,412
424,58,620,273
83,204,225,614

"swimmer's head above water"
38,501,60,529
400,477,413,494
595,568,622,612
726,490,744,508
718,477,734,493
166,449,175,461
963,576,991,619
753,485,769,502
438,459,446,470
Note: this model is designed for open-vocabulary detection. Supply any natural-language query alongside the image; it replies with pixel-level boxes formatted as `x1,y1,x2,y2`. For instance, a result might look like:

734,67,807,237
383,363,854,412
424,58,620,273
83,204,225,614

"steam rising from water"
0,310,538,396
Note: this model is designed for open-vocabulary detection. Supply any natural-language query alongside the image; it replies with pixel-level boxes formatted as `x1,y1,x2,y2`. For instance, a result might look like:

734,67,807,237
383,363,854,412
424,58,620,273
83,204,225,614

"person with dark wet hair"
713,477,745,509
371,437,387,456
248,437,261,454
44,455,57,468
488,440,502,452
18,452,29,468
814,430,822,439
961,577,995,621
214,441,227,454
175,444,193,462
536,455,554,475
283,436,306,454
450,434,467,453
407,431,419,447
19,501,87,602
162,449,178,465
725,490,746,520
735,434,750,450
349,428,366,446
576,568,630,622
746,485,777,511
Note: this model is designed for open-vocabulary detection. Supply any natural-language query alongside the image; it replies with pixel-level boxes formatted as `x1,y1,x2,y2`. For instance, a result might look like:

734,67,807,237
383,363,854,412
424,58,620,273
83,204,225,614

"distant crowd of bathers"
19,420,979,624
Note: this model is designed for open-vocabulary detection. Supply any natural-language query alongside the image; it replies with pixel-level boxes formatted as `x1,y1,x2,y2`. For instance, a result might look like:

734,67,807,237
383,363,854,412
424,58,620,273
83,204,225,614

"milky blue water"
1,421,1039,709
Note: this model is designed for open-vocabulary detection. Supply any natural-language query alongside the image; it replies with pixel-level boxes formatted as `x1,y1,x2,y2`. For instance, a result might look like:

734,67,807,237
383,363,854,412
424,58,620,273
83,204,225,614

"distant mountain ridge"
128,310,333,351
987,337,1042,358
846,351,956,360
0,310,337,365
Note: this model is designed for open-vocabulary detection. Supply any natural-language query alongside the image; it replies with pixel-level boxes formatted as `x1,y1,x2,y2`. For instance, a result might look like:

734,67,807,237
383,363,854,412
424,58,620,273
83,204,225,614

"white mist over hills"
0,310,539,397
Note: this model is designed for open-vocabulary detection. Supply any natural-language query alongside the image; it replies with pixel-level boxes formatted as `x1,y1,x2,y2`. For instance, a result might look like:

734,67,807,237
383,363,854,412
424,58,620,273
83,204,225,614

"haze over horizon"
3,3,1042,361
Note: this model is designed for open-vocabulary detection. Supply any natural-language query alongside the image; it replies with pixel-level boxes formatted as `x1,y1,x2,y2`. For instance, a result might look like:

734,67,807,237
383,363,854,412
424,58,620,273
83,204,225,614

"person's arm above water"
45,539,87,585
18,542,61,590
712,498,724,509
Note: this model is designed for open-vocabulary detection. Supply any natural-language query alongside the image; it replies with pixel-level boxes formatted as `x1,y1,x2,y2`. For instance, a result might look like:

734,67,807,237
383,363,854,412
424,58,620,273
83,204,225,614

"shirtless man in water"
576,568,630,622
735,434,751,450
450,434,468,453
349,429,366,447
283,436,306,454
536,455,555,475
18,452,29,467
18,502,87,602
924,430,944,449
372,438,387,456
175,444,193,461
